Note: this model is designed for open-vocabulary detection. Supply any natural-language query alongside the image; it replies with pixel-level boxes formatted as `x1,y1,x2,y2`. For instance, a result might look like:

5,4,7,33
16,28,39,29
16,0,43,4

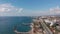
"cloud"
0,3,23,16
28,6,60,16
18,8,23,12
1,3,59,16
36,6,60,16
49,6,60,14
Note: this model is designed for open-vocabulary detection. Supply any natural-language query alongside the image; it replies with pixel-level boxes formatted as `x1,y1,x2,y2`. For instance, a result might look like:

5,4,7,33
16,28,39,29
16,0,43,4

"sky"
0,0,60,16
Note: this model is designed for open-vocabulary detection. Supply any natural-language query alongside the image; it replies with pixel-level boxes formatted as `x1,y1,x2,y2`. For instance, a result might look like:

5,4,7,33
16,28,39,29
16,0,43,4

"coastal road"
40,19,53,34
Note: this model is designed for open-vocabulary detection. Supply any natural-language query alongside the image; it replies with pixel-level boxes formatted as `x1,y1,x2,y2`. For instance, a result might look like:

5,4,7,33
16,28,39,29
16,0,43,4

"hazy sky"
0,0,60,16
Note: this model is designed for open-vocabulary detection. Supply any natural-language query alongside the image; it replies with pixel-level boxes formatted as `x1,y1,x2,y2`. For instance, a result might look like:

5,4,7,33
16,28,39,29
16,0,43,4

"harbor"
14,16,60,34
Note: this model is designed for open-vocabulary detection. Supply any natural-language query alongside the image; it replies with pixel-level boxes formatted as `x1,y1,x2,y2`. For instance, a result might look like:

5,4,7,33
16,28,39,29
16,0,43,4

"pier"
14,30,31,34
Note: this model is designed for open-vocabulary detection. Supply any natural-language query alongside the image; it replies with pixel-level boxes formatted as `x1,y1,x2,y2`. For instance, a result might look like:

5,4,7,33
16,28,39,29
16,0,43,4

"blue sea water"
0,16,32,34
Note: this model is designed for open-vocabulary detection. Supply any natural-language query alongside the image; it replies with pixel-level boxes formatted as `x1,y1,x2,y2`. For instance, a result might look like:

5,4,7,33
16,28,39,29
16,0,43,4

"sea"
0,16,33,34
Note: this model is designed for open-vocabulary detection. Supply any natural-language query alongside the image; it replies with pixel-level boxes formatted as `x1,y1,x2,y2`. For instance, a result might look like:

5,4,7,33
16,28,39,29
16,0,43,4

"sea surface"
0,16,33,34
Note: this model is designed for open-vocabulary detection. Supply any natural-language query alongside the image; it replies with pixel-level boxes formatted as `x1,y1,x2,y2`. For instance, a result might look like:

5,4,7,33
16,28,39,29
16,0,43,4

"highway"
40,19,53,34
